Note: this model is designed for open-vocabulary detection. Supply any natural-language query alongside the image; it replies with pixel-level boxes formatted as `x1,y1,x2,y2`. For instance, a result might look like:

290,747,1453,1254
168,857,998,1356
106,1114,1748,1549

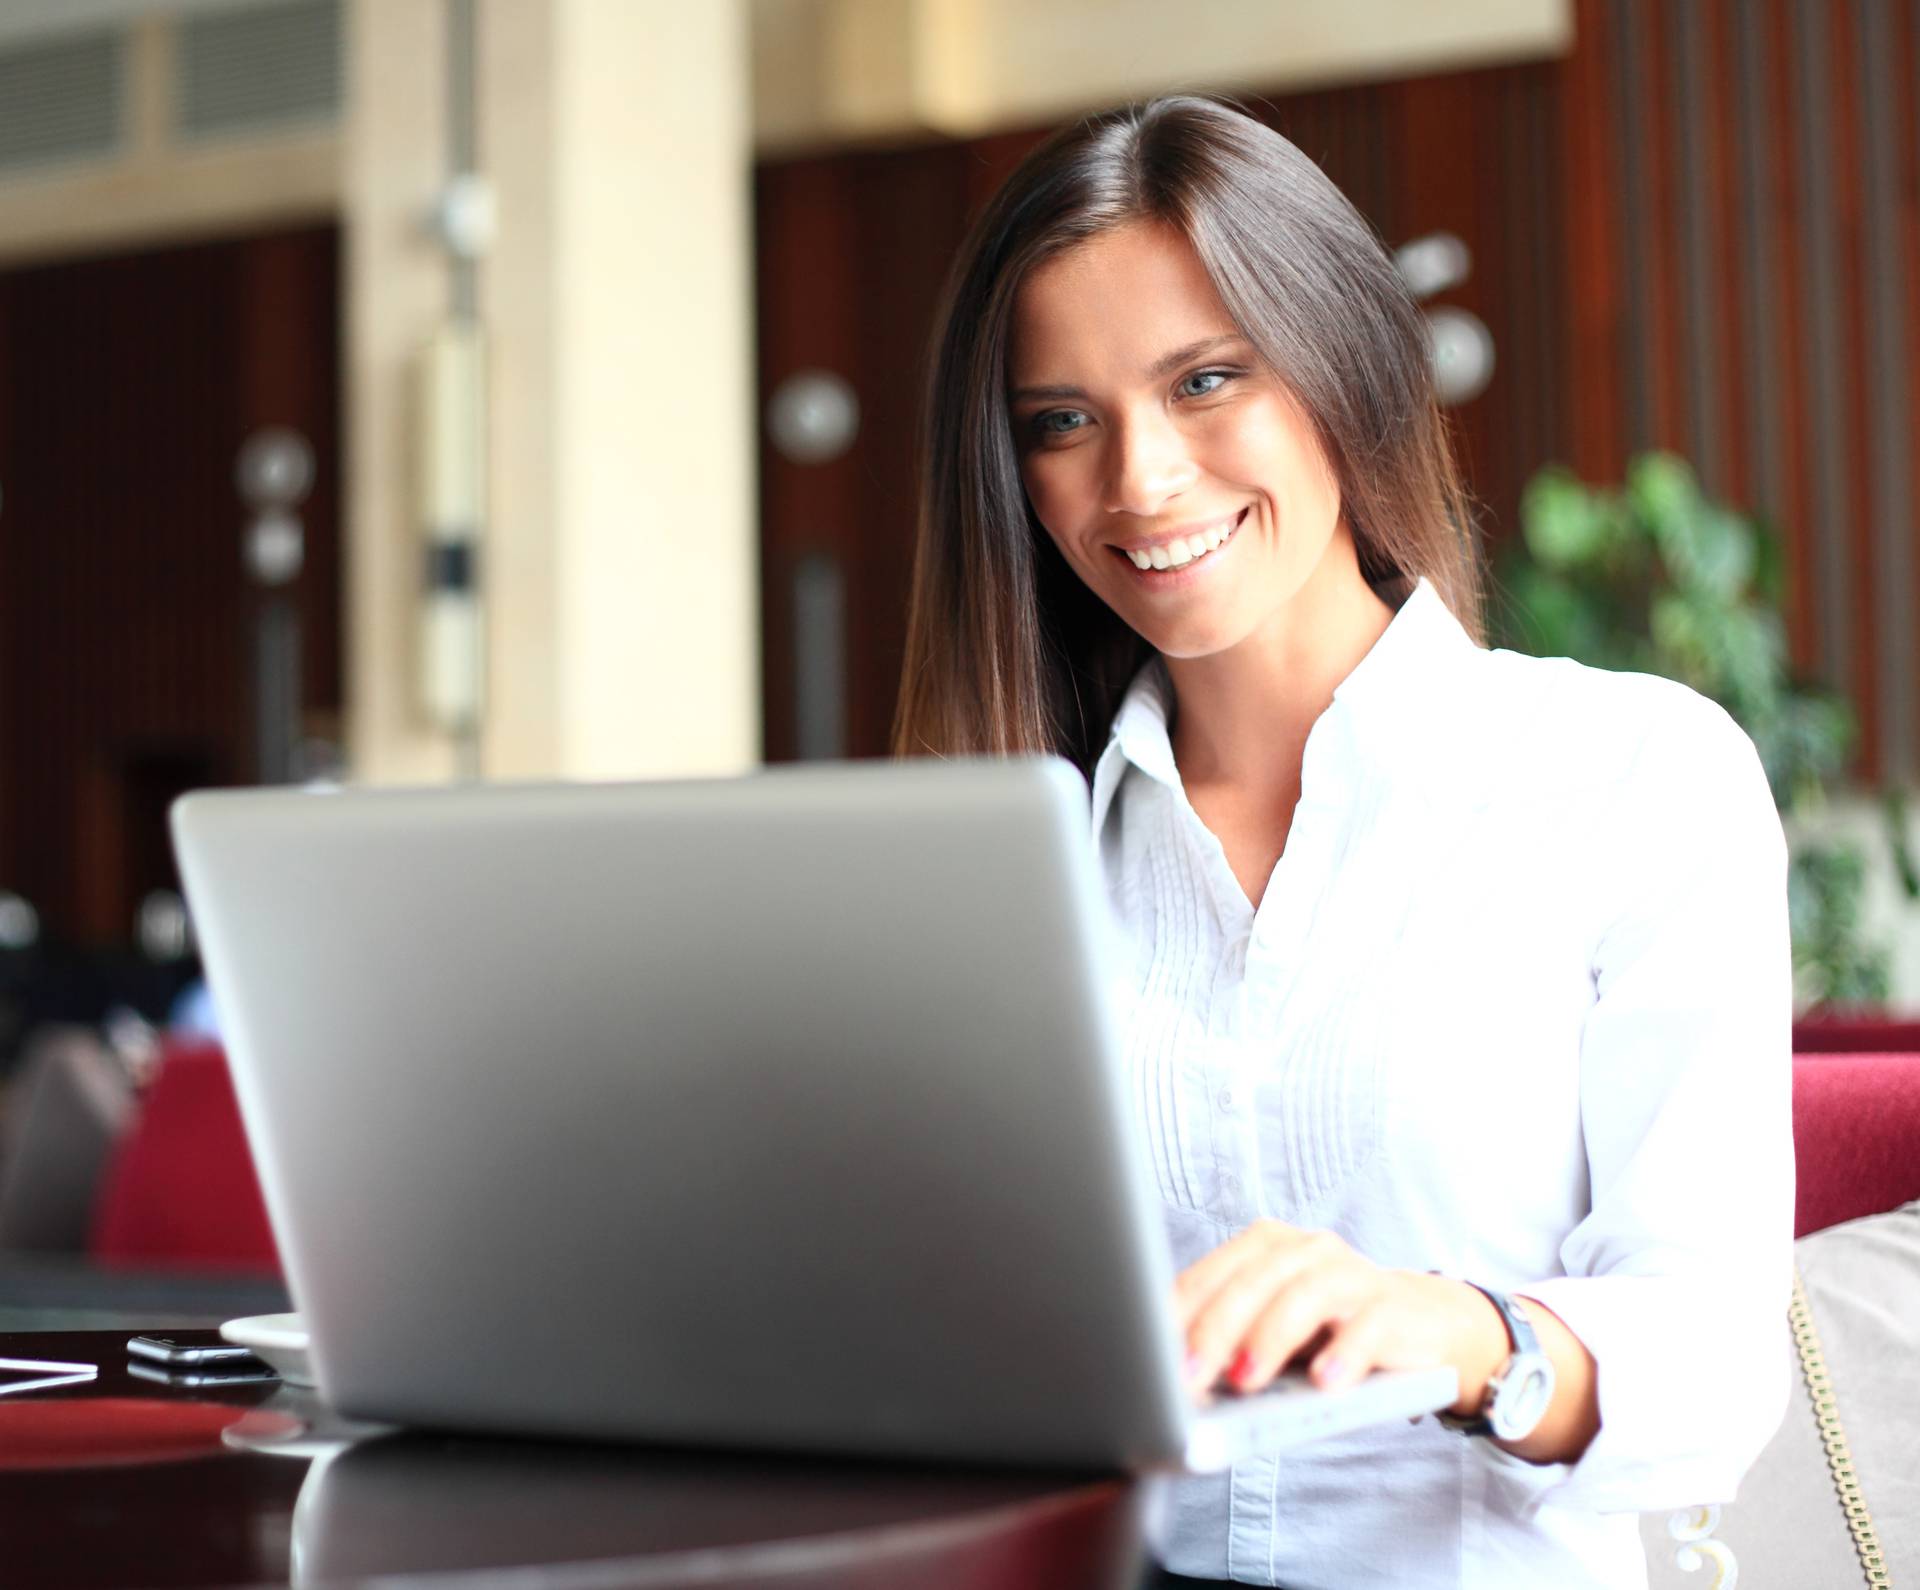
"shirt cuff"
1468,1272,1791,1517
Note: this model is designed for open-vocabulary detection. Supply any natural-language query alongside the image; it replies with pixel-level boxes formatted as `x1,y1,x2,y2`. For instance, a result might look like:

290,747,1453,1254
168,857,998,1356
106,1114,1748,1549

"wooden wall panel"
1561,0,1920,781
1761,0,1819,666
1702,0,1752,510
1559,0,1626,483
1901,0,1920,781
1830,1,1880,774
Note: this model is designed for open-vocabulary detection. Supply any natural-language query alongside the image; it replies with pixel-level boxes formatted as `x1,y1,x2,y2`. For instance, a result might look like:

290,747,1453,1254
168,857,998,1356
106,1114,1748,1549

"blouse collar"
1088,577,1481,836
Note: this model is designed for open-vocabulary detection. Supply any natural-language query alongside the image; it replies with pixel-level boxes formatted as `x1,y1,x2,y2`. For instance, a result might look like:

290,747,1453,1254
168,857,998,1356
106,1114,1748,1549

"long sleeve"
1494,694,1797,1516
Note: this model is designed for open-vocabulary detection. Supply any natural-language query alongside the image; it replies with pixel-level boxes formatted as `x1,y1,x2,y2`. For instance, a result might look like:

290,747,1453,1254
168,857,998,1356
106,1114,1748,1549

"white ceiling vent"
177,0,342,142
0,30,124,176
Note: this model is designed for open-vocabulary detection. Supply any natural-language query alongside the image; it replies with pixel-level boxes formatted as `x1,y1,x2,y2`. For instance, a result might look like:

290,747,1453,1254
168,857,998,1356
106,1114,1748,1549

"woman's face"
1008,221,1347,660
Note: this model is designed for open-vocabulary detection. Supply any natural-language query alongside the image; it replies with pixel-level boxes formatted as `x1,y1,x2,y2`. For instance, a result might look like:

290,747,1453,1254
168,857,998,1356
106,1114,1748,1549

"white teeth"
1123,515,1240,573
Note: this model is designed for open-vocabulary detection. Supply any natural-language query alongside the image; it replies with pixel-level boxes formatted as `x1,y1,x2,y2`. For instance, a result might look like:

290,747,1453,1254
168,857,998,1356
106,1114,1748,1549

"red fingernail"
1228,1349,1257,1387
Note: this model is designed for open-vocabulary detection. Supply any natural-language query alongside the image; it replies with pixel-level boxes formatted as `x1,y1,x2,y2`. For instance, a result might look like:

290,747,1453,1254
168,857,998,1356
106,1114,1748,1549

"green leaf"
1499,563,1611,665
1626,453,1701,556
1648,590,1712,693
1685,506,1758,599
1886,787,1920,901
1520,469,1612,571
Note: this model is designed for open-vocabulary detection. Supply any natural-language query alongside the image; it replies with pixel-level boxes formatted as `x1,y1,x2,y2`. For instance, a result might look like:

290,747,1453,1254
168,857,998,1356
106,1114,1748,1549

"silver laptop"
171,757,1455,1472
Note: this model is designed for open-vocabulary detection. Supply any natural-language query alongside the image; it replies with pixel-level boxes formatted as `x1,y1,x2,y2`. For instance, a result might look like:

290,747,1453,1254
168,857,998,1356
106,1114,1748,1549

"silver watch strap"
1436,1281,1539,1435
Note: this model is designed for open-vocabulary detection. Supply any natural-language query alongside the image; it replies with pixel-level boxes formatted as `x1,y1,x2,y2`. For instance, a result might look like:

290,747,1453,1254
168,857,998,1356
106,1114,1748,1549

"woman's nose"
1104,409,1198,518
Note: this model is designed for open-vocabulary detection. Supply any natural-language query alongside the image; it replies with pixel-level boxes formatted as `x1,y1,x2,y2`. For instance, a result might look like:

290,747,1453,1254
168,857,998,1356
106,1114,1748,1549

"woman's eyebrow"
1009,334,1248,404
1144,333,1244,378
1008,380,1088,403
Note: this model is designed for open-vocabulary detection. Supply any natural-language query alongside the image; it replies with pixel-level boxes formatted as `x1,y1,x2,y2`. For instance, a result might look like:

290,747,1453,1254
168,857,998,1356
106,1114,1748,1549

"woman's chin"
1141,616,1247,662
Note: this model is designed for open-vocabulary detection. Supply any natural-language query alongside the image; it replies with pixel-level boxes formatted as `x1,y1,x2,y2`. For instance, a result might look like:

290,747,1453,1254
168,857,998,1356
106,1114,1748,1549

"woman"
894,97,1793,1589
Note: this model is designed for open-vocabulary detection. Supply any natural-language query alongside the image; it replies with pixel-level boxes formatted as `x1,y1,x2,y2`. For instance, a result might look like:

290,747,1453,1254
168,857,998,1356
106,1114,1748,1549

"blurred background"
0,0,1915,1319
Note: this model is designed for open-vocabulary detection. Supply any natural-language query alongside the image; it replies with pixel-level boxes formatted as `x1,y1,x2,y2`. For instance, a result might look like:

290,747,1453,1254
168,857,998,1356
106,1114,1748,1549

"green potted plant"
1494,452,1914,1014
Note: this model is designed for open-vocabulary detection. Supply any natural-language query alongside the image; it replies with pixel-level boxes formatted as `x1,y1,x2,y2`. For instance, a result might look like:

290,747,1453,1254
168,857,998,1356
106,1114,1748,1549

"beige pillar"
343,0,455,784
346,0,759,784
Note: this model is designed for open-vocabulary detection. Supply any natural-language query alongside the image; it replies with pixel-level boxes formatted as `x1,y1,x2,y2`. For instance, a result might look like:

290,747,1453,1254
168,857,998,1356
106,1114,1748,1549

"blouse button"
1216,1088,1238,1114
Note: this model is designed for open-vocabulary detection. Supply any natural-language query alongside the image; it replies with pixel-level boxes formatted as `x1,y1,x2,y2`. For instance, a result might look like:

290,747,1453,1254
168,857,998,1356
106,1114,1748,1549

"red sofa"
1789,1050,1920,1235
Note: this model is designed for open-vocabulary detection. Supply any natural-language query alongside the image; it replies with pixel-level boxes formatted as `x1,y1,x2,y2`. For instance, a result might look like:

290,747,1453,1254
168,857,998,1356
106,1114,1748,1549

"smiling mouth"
1112,507,1247,574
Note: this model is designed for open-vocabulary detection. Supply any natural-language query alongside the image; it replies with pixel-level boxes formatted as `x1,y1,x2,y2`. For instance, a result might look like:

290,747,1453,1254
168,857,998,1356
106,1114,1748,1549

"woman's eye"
1034,409,1088,438
1177,369,1234,398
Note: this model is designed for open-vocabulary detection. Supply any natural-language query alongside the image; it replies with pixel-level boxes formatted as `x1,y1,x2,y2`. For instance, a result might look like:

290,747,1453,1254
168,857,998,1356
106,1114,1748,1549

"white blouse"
1090,579,1795,1589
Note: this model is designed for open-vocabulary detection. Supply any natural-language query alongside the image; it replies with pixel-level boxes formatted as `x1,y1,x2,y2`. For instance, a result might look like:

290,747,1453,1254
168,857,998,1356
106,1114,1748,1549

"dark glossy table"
0,1331,1147,1589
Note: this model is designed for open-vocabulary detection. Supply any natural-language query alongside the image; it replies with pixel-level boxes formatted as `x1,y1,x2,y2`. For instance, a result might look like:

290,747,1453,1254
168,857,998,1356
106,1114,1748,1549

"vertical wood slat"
1734,0,1782,542
1494,66,1563,558
1900,0,1920,786
1827,1,1881,778
1791,0,1856,720
1761,0,1820,672
1612,0,1654,454
1858,0,1917,779
1639,0,1688,458
1703,0,1753,513
1675,0,1725,493
1561,0,1627,482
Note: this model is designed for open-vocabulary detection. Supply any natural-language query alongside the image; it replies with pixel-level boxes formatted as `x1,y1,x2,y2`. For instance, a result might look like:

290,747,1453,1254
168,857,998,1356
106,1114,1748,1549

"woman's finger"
1171,1220,1292,1326
1184,1233,1343,1389
1230,1265,1371,1391
1303,1298,1394,1392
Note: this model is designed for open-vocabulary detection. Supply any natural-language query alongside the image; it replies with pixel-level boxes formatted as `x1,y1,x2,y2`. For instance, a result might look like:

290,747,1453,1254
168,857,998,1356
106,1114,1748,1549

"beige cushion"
1641,1200,1918,1588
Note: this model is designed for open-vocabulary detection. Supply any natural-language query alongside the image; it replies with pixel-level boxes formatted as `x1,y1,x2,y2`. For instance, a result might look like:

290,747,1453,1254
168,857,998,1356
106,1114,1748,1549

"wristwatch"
1435,1282,1556,1442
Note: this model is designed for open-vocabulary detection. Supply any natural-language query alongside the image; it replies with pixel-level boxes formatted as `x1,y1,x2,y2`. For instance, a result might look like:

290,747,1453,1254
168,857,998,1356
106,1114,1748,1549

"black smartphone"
127,1335,265,1369
126,1360,281,1389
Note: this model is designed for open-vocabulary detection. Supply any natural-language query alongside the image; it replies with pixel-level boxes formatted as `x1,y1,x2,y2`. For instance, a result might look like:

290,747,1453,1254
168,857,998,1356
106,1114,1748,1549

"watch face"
1489,1353,1557,1442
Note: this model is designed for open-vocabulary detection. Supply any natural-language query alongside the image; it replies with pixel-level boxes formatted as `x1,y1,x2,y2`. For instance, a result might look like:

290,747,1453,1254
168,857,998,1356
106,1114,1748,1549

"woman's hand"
1175,1220,1506,1412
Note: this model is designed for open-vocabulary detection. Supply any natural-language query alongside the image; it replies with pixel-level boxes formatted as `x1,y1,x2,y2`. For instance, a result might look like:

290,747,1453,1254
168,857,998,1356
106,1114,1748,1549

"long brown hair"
892,94,1483,773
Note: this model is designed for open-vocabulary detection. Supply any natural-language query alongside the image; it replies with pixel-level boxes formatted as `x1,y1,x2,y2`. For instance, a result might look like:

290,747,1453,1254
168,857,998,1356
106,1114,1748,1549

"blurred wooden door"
753,139,1023,765
0,222,341,948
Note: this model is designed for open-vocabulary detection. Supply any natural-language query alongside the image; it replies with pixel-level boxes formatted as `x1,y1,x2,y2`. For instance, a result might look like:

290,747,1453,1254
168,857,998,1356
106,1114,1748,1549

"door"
0,222,341,949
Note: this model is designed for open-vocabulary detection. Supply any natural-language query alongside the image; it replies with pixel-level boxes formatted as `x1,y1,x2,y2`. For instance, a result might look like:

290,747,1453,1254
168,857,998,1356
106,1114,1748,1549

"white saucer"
220,1312,314,1387
220,1386,390,1459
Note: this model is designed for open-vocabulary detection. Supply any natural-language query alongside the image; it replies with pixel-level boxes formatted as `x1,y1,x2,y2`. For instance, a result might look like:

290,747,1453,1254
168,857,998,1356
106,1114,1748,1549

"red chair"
88,1041,280,1277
